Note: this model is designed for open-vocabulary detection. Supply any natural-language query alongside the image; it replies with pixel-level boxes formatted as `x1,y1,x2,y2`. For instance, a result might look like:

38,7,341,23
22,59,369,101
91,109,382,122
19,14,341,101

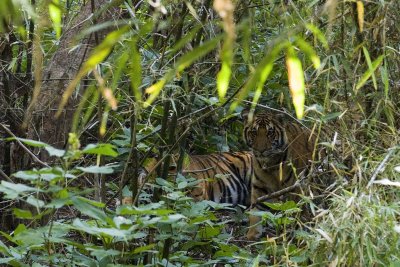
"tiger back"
142,152,253,206
242,110,319,240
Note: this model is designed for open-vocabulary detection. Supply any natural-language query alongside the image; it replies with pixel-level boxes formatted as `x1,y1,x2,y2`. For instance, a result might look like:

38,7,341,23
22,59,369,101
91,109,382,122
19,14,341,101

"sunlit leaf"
295,37,321,68
355,55,384,91
305,23,328,49
57,26,129,117
362,47,377,89
286,46,305,119
356,0,364,32
217,62,231,100
49,0,62,39
230,41,289,112
144,36,221,107
82,143,118,157
76,165,115,174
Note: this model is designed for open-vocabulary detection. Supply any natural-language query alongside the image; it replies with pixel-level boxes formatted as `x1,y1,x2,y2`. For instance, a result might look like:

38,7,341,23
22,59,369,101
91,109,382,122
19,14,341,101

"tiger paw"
246,224,262,241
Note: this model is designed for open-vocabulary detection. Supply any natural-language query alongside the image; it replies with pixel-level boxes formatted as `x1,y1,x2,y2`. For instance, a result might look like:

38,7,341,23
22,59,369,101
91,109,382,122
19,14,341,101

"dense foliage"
0,0,399,266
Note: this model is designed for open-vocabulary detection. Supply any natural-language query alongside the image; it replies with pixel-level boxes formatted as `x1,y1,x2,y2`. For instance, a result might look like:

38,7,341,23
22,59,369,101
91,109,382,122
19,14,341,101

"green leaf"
48,0,62,39
295,37,321,68
0,181,39,199
264,200,298,211
71,197,108,222
13,208,33,219
144,35,222,107
129,38,142,102
286,46,305,119
26,195,45,208
72,219,128,237
82,143,118,157
7,137,47,147
380,61,389,98
45,146,65,157
230,40,289,112
355,54,384,91
305,23,328,49
77,165,115,174
362,46,377,89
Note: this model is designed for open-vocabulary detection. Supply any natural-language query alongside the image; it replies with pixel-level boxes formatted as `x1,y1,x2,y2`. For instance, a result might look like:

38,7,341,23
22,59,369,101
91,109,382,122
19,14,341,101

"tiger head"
242,109,288,169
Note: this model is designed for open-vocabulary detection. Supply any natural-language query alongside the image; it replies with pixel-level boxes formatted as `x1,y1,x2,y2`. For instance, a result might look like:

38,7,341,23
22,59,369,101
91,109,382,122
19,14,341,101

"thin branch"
0,123,50,168
0,169,13,182
256,179,302,204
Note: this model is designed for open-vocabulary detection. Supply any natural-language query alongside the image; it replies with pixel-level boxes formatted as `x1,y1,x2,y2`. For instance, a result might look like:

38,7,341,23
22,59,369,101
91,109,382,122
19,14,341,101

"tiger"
241,109,319,240
142,152,254,206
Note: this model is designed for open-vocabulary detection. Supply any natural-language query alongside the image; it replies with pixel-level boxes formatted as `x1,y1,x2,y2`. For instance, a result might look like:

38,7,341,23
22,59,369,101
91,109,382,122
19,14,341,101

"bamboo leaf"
295,37,321,69
356,0,364,32
305,23,328,49
362,46,377,89
48,0,62,39
230,41,290,112
355,54,384,91
56,26,129,117
286,46,305,119
144,36,222,107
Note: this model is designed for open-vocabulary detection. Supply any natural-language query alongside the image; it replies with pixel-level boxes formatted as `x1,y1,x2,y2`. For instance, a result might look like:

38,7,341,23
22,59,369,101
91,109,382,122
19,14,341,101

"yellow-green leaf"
356,0,364,32
286,47,305,119
49,0,62,39
355,54,384,91
295,37,320,69
362,46,377,90
144,36,222,107
56,26,129,117
230,41,290,112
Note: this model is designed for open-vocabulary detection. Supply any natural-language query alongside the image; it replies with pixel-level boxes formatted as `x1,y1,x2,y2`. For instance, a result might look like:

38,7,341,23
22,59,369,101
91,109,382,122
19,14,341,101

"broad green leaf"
7,137,47,147
26,195,45,208
77,165,115,174
13,208,33,219
0,181,39,199
286,46,305,119
264,200,298,211
45,146,65,157
72,219,128,237
48,0,62,39
71,197,108,221
355,55,384,91
82,143,118,157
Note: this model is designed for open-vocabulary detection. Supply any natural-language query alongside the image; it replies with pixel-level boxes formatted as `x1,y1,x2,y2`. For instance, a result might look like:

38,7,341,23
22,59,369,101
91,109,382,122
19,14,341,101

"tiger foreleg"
247,213,263,240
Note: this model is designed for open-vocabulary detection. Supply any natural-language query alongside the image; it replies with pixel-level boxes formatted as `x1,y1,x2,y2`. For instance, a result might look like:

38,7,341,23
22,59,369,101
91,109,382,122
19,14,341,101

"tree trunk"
25,0,122,161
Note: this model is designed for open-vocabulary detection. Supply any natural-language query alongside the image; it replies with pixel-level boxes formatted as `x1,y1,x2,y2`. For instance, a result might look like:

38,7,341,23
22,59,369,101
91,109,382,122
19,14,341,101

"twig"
0,169,13,182
0,123,50,168
256,179,302,203
367,147,397,189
